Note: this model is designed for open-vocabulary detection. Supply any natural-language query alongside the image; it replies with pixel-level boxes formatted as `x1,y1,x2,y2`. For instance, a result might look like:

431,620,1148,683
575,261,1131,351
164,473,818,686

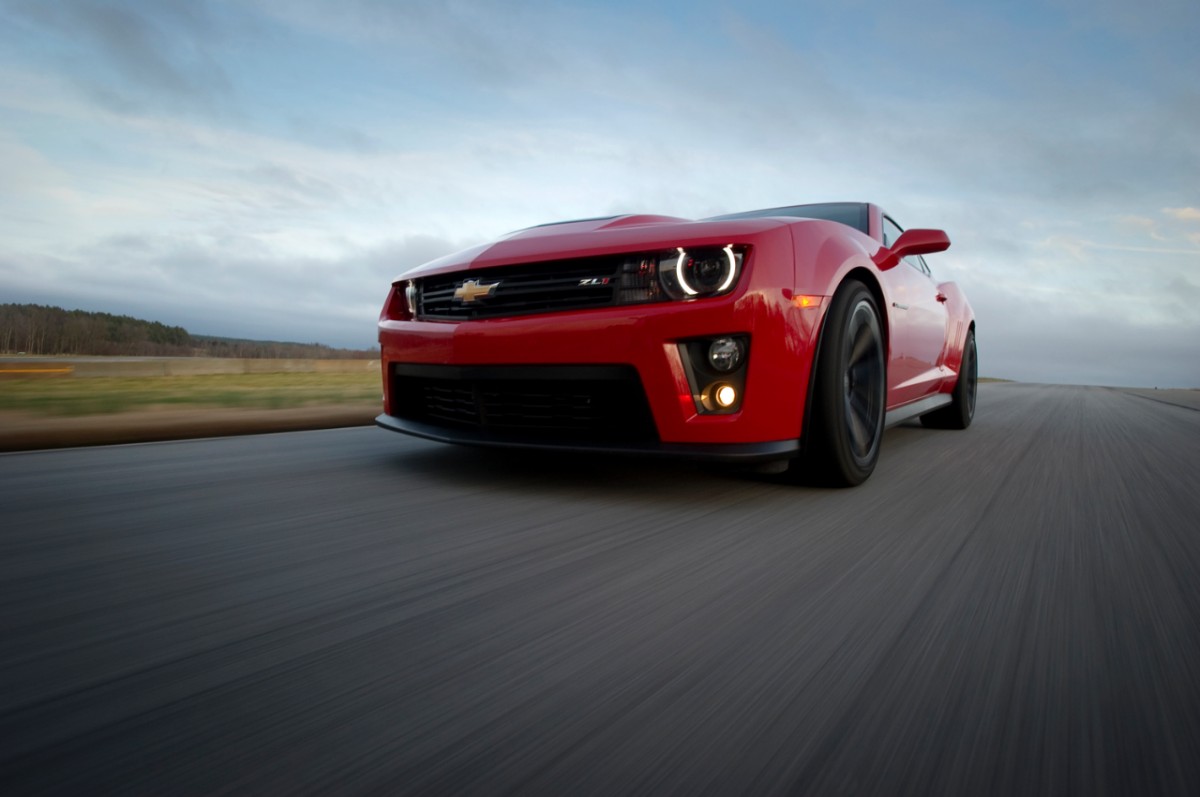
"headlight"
657,245,742,301
618,245,744,304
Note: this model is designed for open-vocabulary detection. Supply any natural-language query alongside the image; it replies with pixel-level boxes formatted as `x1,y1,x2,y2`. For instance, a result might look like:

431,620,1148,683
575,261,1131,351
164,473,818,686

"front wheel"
792,280,886,487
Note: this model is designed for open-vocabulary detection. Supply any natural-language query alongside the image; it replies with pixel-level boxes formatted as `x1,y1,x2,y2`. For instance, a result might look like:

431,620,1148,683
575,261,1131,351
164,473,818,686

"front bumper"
378,286,820,451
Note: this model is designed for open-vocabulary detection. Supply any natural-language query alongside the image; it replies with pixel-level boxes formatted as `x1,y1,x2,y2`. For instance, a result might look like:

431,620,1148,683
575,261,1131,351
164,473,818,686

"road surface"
1,384,1198,795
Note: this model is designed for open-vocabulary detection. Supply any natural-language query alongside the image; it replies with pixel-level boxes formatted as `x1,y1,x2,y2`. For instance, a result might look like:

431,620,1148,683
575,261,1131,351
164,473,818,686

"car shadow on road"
376,441,817,506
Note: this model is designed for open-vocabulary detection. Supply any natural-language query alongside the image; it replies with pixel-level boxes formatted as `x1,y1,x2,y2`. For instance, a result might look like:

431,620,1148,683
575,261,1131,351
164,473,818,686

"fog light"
708,337,745,372
715,384,737,408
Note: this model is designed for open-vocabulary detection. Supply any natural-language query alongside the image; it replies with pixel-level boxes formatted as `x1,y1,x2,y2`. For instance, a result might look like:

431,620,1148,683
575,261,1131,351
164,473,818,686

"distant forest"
0,304,376,359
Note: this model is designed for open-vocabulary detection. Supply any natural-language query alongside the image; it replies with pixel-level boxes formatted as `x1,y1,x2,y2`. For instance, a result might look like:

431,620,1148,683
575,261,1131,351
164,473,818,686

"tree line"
0,304,376,359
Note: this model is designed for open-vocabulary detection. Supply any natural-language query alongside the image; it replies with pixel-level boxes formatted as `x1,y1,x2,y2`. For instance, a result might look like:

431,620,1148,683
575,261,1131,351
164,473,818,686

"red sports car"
377,202,976,486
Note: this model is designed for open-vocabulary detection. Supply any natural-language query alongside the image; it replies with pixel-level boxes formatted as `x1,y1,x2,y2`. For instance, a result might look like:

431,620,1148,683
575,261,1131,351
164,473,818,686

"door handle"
936,293,948,303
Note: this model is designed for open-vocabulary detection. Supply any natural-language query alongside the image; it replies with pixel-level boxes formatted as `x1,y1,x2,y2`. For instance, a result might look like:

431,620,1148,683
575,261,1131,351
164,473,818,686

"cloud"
969,277,1200,388
1118,215,1167,241
1051,0,1200,38
1163,207,1200,222
5,0,235,116
1166,275,1200,301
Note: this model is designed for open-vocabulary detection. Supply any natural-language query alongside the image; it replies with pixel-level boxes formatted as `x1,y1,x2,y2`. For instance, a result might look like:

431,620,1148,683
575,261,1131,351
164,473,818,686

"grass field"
0,372,382,417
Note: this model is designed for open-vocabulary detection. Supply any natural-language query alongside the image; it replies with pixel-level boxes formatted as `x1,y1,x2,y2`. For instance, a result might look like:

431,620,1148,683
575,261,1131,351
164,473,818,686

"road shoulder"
0,404,378,452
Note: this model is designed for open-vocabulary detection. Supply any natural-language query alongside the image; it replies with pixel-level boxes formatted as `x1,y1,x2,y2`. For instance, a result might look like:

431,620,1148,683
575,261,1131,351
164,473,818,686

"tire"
921,328,977,430
792,280,886,487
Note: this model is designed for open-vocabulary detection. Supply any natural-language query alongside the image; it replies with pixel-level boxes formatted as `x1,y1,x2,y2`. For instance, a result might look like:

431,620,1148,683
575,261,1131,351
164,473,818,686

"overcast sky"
1,0,1197,386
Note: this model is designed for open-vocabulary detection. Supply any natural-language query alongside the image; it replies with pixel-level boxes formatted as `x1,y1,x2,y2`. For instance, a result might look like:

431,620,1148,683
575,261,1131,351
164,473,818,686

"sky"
0,0,1197,387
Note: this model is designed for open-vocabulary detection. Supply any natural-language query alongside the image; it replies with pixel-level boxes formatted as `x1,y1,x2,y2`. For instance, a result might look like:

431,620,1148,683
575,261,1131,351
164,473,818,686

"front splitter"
375,414,801,464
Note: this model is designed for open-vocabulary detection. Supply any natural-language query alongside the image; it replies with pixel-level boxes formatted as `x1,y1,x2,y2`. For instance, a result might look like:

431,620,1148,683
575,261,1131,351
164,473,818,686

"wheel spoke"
848,389,870,423
848,324,872,366
845,396,871,455
849,359,872,388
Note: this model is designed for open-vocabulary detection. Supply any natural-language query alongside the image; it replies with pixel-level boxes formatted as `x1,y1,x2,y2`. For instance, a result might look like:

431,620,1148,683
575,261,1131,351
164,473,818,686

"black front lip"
376,414,801,463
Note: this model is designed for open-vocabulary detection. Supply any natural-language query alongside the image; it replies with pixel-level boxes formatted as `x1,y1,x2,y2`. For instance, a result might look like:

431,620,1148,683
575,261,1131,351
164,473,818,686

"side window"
917,255,932,278
901,252,926,274
882,216,904,247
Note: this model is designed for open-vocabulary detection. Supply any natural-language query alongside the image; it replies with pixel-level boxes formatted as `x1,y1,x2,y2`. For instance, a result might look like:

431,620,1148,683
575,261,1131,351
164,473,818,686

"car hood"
396,214,800,281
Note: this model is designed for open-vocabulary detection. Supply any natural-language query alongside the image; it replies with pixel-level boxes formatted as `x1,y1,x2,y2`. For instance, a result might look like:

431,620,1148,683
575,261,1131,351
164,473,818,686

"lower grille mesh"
391,365,657,443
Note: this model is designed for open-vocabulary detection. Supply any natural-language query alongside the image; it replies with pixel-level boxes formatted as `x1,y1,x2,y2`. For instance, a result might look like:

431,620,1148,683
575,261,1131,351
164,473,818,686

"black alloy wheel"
795,280,886,487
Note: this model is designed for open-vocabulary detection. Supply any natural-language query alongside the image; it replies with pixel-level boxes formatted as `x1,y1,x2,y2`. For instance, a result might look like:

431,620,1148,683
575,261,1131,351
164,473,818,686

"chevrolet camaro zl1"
377,202,976,486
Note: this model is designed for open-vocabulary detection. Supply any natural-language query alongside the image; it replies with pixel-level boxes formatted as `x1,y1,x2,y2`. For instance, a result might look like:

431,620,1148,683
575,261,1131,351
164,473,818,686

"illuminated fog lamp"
404,281,417,316
714,384,737,408
708,337,744,372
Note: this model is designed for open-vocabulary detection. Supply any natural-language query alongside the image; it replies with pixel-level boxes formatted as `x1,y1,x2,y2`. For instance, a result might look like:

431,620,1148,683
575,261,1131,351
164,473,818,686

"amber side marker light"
792,294,824,309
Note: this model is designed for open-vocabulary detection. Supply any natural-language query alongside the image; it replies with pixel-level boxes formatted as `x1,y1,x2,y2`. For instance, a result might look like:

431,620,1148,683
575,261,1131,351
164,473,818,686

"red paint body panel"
377,203,974,457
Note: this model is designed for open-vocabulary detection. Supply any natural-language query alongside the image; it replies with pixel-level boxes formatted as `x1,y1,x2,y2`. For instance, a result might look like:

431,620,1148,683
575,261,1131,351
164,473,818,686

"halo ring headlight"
660,245,743,301
716,246,737,292
674,248,697,296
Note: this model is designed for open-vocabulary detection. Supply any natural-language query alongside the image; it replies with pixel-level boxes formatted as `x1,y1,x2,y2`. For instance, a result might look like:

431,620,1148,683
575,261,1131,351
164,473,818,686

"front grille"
390,364,658,443
418,257,622,320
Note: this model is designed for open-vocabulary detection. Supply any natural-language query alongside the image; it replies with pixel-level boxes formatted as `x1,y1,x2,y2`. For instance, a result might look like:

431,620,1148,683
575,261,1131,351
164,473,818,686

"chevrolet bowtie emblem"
453,279,500,303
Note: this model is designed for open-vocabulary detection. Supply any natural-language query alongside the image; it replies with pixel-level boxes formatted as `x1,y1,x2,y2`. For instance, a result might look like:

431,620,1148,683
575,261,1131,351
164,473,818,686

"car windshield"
706,202,868,234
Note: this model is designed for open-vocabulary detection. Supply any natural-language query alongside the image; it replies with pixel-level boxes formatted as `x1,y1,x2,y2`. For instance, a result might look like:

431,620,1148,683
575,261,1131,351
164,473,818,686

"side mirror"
873,228,950,271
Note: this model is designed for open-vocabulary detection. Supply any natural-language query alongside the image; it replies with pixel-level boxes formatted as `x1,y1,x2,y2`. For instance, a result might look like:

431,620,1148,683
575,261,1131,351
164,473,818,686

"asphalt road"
2,384,1198,795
